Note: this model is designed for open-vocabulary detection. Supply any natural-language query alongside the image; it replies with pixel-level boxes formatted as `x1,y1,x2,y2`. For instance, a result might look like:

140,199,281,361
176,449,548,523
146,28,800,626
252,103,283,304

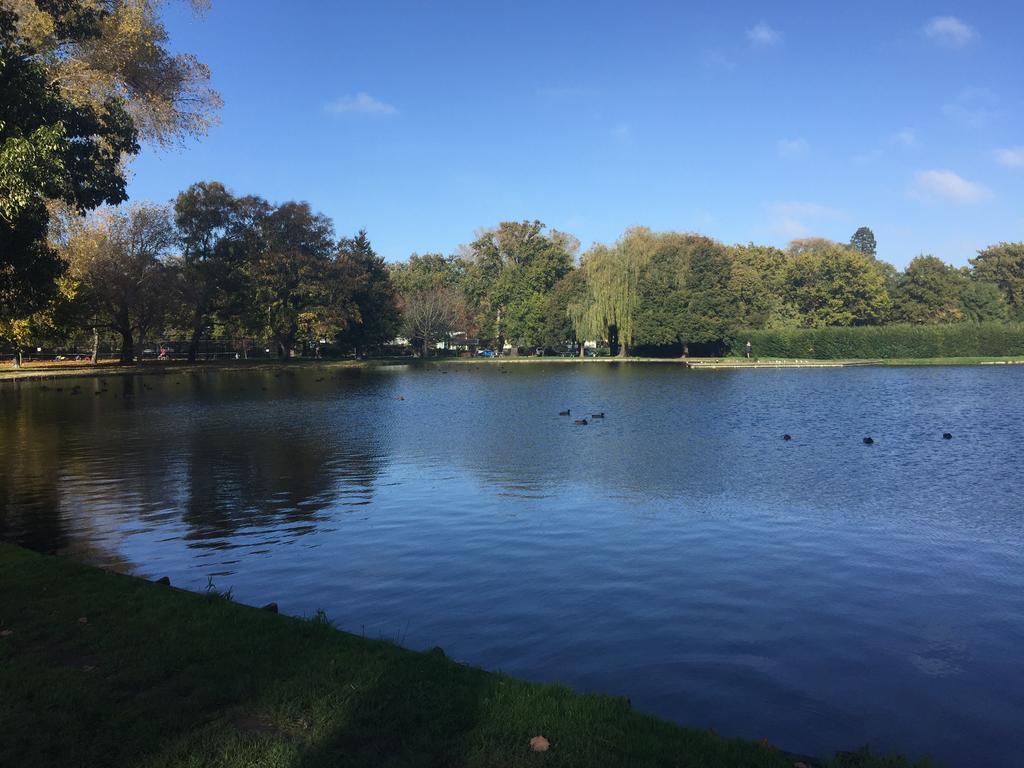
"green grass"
878,356,1024,366
719,355,1024,367
0,544,929,768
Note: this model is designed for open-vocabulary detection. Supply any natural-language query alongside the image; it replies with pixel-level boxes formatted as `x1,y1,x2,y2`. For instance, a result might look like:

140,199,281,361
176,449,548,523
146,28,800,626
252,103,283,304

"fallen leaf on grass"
529,736,550,752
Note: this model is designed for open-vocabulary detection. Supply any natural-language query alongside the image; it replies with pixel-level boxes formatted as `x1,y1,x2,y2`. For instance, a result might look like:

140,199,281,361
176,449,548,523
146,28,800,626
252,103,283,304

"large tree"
849,226,877,258
784,239,891,327
248,202,355,358
335,230,401,356
970,242,1024,320
400,287,464,357
728,243,795,329
2,0,219,366
6,0,220,145
1,3,138,364
959,279,1008,323
462,220,575,352
679,238,737,352
67,203,177,363
569,228,654,357
388,253,465,296
540,268,587,351
891,255,966,324
172,181,258,361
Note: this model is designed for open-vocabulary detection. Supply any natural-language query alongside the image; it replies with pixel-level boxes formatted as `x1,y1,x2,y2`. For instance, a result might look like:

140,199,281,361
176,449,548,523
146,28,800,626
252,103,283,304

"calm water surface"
2,363,1023,766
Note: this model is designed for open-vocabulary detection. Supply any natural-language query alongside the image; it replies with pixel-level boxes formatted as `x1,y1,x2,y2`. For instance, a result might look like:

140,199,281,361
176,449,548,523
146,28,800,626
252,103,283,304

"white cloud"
777,137,809,157
747,21,782,48
325,92,398,116
910,170,991,203
923,16,978,48
890,128,919,148
994,147,1024,168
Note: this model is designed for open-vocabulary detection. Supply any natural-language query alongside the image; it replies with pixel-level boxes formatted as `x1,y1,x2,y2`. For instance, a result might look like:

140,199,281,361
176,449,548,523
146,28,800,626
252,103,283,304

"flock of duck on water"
558,409,604,425
560,409,955,442
32,375,957,443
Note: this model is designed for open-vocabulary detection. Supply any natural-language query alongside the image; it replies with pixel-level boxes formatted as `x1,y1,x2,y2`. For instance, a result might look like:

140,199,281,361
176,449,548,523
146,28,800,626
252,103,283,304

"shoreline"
2,354,1024,383
0,543,918,768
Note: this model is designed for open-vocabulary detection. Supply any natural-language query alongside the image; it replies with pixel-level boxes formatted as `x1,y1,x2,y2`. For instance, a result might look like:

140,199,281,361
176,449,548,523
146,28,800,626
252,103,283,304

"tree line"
9,195,1023,365
391,222,1022,357
4,2,1023,366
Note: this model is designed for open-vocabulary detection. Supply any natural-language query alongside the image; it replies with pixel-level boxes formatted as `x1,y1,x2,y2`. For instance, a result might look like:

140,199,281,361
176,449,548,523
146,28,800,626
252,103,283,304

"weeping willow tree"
569,228,656,356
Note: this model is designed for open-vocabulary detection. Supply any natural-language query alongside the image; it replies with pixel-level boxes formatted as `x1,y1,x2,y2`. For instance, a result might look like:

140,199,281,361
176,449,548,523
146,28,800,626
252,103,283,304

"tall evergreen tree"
849,226,877,258
335,230,401,355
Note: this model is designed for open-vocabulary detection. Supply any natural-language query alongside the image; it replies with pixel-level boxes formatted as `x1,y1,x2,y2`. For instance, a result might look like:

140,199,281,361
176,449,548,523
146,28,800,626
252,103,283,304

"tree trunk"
119,329,134,365
187,325,203,363
91,327,99,364
13,348,22,369
679,341,689,359
134,335,145,366
618,342,628,358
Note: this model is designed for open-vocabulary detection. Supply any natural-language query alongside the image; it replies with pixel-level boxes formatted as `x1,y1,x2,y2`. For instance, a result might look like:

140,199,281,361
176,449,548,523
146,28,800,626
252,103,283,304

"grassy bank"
0,544,924,767
0,358,388,383
879,356,1024,366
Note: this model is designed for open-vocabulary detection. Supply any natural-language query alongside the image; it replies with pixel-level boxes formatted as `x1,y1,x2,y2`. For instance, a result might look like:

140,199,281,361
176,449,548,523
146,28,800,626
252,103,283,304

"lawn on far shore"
2,354,1023,383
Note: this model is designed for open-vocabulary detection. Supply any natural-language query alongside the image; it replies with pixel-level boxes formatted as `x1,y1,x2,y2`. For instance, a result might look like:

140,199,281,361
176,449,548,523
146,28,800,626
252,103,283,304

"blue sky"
128,1,1023,267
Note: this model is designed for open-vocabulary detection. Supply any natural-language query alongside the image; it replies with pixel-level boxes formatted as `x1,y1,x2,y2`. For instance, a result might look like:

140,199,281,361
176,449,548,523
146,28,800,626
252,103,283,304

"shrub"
737,322,1024,359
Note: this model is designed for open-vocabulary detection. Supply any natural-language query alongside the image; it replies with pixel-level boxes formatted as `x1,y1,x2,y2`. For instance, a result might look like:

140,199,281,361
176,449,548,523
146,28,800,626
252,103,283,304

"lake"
2,362,1022,766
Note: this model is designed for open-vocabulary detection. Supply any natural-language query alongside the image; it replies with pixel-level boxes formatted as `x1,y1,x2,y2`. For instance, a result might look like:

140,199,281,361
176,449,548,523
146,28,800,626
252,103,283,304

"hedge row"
738,322,1024,359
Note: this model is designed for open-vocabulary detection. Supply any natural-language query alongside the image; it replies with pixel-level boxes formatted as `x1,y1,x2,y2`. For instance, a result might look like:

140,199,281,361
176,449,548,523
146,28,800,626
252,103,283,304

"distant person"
745,340,752,359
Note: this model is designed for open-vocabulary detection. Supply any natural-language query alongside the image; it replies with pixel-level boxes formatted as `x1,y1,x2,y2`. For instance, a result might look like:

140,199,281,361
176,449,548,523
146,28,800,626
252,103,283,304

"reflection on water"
2,363,1024,766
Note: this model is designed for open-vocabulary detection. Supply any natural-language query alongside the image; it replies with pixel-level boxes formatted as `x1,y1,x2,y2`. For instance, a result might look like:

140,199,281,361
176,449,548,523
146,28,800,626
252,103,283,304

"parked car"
477,349,496,357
